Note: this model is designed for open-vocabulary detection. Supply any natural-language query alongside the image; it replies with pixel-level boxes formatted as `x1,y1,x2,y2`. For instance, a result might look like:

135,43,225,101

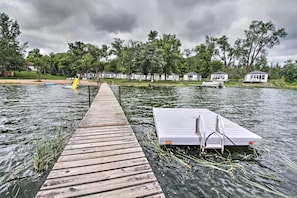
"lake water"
114,86,297,198
0,85,98,197
0,85,296,197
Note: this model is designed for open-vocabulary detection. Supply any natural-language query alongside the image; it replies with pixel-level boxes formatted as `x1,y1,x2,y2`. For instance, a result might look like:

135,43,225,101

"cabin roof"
212,71,227,74
185,72,198,75
248,71,268,74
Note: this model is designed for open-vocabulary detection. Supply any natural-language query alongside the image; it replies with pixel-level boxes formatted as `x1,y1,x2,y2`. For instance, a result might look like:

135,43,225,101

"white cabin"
116,73,127,79
210,72,228,82
131,73,146,80
167,73,180,81
183,72,201,81
244,71,268,83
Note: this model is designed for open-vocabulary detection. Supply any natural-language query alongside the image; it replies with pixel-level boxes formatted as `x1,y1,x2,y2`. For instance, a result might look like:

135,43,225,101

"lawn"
1,71,66,80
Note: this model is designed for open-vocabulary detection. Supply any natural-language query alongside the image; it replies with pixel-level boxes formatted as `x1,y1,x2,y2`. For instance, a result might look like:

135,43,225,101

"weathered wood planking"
36,83,164,198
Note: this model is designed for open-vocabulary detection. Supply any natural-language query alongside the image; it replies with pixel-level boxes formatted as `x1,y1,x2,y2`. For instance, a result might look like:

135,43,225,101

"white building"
116,73,127,79
167,73,180,81
244,71,268,83
183,72,201,81
131,73,147,80
210,71,228,82
100,72,116,79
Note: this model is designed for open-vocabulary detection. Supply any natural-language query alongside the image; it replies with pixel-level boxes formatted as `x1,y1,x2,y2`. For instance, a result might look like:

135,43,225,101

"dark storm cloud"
20,0,92,30
180,2,238,45
1,0,296,63
89,11,137,33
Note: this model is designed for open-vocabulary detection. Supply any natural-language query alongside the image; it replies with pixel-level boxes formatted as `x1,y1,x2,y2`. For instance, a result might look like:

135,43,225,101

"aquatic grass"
33,127,66,172
144,129,292,197
282,157,297,173
0,158,34,198
239,176,290,198
12,182,20,198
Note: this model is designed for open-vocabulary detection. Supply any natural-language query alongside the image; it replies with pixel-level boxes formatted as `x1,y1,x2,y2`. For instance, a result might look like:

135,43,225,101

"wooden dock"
36,83,164,198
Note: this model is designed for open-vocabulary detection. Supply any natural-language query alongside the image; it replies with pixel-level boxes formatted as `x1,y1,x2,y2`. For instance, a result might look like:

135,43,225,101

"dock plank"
80,182,164,198
36,83,164,197
47,157,149,179
57,147,143,162
61,142,140,156
37,173,157,198
53,152,145,169
41,164,152,190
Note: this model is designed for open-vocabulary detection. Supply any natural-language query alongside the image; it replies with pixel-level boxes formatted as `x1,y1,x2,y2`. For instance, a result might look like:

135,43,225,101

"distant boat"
44,83,56,86
202,81,224,88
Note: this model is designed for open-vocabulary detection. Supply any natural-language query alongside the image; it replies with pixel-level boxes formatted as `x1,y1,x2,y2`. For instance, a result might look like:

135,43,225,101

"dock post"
88,86,91,107
119,86,121,106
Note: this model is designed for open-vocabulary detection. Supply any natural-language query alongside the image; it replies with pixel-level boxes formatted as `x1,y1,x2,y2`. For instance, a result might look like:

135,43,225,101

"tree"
214,35,236,71
99,44,111,78
85,44,102,80
148,30,158,42
157,34,182,80
282,60,297,82
269,63,282,80
68,41,87,77
51,52,73,77
238,20,287,73
135,42,165,80
194,36,222,78
27,48,47,81
0,12,27,76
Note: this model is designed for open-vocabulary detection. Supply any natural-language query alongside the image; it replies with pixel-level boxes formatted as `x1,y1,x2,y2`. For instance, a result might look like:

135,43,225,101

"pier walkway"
36,83,164,197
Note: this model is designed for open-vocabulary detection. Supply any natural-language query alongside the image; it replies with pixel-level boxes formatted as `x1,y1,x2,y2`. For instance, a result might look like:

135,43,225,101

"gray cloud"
1,0,296,63
89,10,137,33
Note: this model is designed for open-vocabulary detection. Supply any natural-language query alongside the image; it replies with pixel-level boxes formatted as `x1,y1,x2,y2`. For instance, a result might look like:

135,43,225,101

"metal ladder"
195,114,225,154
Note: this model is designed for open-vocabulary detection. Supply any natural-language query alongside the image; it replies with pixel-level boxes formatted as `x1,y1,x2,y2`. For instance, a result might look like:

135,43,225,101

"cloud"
89,10,137,33
1,0,296,63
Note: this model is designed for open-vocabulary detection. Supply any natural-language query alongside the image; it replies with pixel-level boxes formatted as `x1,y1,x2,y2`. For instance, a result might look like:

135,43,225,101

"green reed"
33,128,66,172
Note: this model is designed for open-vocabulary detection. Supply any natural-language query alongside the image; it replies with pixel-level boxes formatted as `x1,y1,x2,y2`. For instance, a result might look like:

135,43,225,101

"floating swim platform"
153,108,262,146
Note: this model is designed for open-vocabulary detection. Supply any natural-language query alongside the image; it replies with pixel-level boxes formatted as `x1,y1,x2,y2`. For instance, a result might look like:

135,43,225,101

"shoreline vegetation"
0,71,296,89
1,78,297,89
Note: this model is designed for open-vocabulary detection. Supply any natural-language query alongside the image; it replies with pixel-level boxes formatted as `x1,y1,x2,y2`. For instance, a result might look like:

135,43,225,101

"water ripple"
118,86,297,198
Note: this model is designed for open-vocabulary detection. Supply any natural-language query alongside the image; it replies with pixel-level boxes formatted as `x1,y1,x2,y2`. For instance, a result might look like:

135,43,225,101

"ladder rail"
195,114,225,153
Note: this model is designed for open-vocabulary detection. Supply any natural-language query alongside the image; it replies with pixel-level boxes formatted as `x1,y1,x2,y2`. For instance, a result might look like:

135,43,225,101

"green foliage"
282,60,297,82
134,38,165,79
0,12,27,76
1,13,288,81
26,48,48,81
238,20,287,73
11,71,65,79
193,36,222,77
157,33,182,78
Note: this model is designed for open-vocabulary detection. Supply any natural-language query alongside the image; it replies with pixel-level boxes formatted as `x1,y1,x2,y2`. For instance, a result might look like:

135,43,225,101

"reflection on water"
115,86,297,198
0,85,98,197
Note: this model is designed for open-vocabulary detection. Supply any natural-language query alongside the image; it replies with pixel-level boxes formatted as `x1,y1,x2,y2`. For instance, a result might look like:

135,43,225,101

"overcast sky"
1,0,297,64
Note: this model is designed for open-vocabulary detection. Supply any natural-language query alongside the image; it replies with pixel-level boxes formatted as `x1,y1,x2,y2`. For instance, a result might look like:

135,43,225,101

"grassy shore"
0,71,97,86
100,78,297,89
1,71,296,89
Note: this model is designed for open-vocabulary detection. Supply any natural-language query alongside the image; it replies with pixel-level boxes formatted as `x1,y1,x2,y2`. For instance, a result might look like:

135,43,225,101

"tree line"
1,12,296,82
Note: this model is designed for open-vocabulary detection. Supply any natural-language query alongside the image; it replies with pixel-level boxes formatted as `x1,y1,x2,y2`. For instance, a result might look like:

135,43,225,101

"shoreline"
0,79,98,86
1,79,296,89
